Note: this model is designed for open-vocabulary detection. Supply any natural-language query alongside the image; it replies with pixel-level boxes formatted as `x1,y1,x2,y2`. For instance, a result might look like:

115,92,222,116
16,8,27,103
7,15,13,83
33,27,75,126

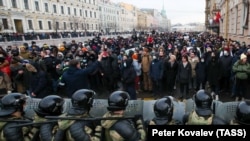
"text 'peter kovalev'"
152,129,213,137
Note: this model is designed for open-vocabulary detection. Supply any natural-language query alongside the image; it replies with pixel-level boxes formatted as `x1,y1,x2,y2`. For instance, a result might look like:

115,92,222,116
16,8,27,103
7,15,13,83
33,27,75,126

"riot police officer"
183,89,228,125
147,96,180,125
101,91,146,141
230,100,250,125
0,93,28,141
33,95,65,141
53,89,101,141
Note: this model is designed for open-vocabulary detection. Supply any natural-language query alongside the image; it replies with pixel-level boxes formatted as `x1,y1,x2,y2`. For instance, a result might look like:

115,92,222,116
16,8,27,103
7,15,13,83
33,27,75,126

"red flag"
215,12,221,23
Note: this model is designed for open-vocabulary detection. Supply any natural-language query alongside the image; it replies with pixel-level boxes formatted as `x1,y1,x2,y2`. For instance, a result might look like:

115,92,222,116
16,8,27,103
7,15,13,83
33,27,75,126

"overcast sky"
112,0,205,25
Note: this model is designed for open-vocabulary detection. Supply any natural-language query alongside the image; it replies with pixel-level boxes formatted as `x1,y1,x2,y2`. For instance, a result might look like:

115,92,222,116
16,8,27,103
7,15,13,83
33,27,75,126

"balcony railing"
208,22,220,28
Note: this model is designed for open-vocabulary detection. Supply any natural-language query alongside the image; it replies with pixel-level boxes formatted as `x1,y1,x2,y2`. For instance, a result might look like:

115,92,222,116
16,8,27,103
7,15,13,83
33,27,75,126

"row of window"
0,0,97,18
1,18,98,31
34,20,98,31
99,6,118,14
2,19,122,30
0,0,96,7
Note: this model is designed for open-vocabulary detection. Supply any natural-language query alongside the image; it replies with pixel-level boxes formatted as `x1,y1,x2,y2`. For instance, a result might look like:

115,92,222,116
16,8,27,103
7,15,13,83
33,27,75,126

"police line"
23,97,239,123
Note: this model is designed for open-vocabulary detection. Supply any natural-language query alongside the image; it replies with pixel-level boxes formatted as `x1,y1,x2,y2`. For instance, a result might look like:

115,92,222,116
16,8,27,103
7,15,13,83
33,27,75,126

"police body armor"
34,95,64,141
184,90,227,125
54,89,101,141
102,112,142,141
186,110,213,125
101,91,146,141
0,93,30,141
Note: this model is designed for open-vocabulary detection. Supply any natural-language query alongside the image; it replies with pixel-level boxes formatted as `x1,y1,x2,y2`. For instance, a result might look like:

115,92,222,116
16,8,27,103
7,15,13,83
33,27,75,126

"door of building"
14,19,23,33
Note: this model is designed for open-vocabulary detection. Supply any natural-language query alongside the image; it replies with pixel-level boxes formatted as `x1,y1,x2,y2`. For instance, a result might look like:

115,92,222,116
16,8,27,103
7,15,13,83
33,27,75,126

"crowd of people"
0,31,131,42
0,31,249,102
0,30,250,140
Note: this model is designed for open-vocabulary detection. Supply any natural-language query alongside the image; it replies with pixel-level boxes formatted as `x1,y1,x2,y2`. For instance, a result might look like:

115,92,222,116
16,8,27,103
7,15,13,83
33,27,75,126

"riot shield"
24,97,40,119
213,101,240,122
24,97,71,119
25,98,144,119
184,98,195,114
142,100,155,121
22,97,239,123
182,98,239,123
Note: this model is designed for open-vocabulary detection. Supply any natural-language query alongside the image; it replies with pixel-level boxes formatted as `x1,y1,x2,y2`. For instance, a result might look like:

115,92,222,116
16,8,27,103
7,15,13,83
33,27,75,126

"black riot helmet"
107,91,130,111
34,95,64,117
71,89,96,111
235,100,250,125
154,97,174,121
0,93,27,116
194,89,213,117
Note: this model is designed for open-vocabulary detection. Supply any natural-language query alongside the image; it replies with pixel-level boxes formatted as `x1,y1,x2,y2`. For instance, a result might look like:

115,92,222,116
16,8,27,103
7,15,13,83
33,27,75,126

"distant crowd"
0,31,132,42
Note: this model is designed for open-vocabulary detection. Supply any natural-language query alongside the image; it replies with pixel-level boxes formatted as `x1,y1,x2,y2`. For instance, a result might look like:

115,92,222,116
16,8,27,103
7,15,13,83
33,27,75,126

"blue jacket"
60,61,100,97
150,59,164,81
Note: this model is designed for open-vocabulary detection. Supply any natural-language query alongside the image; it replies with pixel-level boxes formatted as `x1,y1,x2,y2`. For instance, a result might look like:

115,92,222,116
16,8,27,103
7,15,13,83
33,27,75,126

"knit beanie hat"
240,53,247,60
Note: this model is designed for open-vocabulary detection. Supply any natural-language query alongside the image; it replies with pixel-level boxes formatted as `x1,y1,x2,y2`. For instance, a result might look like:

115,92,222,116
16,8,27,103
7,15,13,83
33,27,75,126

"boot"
235,97,239,102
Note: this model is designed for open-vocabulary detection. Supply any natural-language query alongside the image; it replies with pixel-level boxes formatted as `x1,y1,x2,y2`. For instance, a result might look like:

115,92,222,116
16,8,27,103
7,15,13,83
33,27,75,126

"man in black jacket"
59,52,103,98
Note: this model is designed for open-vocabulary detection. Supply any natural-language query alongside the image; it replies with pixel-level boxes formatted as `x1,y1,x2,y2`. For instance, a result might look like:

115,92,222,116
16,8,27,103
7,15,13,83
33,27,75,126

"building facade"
137,11,154,32
219,0,250,43
206,0,250,43
0,0,171,34
0,0,99,33
99,0,120,33
139,8,169,32
118,2,138,32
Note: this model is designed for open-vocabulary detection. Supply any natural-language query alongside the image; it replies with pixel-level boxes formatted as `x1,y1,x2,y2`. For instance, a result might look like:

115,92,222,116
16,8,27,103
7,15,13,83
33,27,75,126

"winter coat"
188,56,199,77
150,59,164,81
233,60,250,80
30,71,49,98
164,61,178,82
207,59,221,85
177,62,192,83
219,55,232,77
132,59,141,76
195,62,207,82
141,54,152,73
60,61,100,97
121,59,136,86
100,56,114,75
